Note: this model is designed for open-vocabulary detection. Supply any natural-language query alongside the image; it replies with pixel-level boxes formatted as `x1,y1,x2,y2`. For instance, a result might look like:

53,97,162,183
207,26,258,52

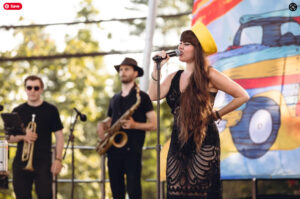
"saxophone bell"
96,131,128,155
111,131,128,148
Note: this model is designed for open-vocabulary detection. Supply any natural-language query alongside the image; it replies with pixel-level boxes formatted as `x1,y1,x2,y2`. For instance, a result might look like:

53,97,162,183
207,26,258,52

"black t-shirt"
12,101,63,161
107,86,154,155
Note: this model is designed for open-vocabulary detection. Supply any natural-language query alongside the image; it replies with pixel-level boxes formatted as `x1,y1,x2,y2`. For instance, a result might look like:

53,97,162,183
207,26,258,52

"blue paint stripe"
210,45,300,72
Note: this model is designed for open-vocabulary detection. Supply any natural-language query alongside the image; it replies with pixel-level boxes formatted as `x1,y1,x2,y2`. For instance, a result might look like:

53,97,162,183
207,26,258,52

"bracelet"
55,158,62,162
215,111,222,120
151,72,158,81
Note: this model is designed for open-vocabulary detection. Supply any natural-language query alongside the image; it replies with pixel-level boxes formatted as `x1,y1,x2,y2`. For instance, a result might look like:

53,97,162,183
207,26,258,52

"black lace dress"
166,70,221,199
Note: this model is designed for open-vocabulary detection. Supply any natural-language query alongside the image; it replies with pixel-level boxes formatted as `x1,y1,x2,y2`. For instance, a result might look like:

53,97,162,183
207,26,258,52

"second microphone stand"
62,110,81,199
153,55,165,199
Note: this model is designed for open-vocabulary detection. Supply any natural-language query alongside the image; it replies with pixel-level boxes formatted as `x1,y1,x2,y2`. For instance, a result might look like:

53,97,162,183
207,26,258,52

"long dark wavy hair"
177,30,213,152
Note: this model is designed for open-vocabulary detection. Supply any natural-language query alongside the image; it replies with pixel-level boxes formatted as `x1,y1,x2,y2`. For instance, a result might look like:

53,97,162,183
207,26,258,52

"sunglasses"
26,86,40,91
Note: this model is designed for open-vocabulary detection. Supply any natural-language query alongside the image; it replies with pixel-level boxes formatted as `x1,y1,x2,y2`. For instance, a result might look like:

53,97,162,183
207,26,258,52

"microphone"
73,108,87,122
0,104,3,111
152,49,181,61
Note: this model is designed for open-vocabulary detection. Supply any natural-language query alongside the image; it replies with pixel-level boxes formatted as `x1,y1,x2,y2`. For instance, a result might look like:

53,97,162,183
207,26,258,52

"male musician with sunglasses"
7,75,64,199
97,57,157,199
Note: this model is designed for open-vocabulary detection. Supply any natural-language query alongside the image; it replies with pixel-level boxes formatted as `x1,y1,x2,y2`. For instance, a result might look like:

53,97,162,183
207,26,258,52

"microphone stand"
153,56,164,199
62,111,80,199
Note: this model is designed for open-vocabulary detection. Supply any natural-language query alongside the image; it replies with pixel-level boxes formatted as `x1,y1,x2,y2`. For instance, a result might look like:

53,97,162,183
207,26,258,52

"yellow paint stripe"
223,55,300,79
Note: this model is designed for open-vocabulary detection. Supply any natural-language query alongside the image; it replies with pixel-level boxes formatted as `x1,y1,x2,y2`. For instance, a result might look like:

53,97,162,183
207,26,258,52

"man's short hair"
24,75,44,89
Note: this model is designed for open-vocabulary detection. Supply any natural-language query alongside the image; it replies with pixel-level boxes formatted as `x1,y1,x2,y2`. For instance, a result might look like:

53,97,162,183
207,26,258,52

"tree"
0,0,112,198
0,0,196,198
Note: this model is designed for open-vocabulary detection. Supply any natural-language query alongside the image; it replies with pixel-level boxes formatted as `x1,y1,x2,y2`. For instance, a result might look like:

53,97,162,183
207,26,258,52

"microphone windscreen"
80,114,87,122
167,49,180,57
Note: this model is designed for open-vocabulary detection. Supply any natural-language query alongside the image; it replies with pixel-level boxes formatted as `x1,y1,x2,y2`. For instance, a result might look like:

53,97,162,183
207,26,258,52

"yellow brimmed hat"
191,21,217,55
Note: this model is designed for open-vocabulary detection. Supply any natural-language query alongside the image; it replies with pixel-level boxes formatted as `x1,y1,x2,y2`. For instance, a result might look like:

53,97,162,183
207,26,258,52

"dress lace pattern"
166,70,221,199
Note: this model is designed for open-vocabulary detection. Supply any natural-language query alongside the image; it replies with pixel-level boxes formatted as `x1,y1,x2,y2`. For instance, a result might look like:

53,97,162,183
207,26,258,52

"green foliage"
0,183,14,199
0,0,189,197
77,0,99,21
0,0,110,198
223,180,252,199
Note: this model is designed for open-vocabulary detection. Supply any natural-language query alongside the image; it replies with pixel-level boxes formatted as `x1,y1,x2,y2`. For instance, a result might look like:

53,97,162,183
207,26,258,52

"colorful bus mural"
204,2,300,179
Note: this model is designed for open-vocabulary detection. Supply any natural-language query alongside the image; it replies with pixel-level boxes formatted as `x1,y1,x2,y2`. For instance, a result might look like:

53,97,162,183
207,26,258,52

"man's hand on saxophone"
120,117,136,129
97,117,112,140
121,111,157,131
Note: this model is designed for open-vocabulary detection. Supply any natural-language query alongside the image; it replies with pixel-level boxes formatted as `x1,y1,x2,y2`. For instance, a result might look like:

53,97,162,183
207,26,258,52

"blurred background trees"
0,0,299,198
0,0,191,198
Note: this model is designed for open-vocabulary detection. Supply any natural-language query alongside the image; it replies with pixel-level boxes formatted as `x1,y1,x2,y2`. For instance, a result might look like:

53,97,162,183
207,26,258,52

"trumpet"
96,86,141,155
22,114,36,171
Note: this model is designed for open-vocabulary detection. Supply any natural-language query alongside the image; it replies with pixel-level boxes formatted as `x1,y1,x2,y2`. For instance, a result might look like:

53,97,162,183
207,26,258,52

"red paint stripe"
192,0,203,13
192,0,242,25
234,74,300,89
293,17,300,24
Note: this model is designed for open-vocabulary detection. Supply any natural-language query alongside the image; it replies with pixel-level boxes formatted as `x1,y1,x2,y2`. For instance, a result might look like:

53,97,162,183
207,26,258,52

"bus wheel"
230,96,280,159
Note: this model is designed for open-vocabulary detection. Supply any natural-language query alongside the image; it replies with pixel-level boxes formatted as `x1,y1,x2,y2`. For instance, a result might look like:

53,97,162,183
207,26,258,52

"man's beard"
121,76,135,84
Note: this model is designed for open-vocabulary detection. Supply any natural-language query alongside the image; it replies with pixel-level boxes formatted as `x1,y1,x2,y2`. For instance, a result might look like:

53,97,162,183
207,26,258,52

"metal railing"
2,144,287,199
53,145,160,199
4,144,161,199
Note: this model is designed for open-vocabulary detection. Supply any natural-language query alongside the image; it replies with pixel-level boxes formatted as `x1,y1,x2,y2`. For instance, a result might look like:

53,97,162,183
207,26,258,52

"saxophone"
96,86,141,155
